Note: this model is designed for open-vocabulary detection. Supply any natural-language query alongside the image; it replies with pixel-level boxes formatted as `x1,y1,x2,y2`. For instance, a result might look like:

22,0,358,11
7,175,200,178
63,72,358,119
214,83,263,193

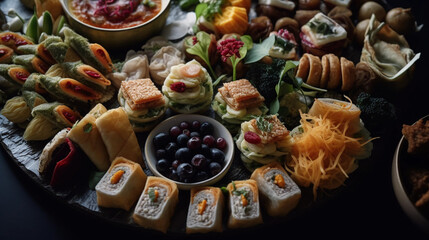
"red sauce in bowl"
69,0,162,29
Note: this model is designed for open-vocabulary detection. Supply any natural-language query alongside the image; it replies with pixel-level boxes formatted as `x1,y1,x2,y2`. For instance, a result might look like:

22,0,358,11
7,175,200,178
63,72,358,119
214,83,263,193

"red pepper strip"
50,138,86,188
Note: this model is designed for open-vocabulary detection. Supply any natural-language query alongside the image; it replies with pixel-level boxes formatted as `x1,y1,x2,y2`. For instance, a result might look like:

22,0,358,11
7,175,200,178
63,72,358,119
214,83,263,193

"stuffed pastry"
0,31,34,52
149,46,185,86
269,29,298,60
67,103,110,171
226,180,263,229
39,129,88,188
21,73,48,94
300,13,347,56
236,115,292,171
0,45,15,63
186,186,224,234
39,75,103,104
0,64,31,86
250,161,301,216
162,60,213,114
118,78,168,132
95,107,144,166
17,42,57,65
12,54,51,74
212,79,268,133
63,27,113,74
41,35,81,63
23,102,81,141
95,157,147,211
61,61,111,91
1,91,47,124
132,176,179,233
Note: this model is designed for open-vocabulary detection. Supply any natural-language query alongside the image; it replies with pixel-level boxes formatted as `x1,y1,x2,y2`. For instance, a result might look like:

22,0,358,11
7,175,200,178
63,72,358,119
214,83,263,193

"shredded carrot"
285,111,373,200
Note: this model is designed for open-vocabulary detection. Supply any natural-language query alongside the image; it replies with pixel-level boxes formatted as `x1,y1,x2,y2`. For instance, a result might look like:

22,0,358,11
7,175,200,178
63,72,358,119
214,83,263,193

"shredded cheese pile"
286,112,369,199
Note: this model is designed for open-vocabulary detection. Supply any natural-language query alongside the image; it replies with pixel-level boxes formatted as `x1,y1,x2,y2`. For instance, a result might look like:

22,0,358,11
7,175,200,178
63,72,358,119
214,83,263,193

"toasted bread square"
218,79,264,110
250,115,289,143
121,79,163,110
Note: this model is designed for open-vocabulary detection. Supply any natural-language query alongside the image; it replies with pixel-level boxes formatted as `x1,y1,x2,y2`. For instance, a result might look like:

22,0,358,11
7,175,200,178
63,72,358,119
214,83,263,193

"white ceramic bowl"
145,114,234,190
60,0,171,49
392,115,429,235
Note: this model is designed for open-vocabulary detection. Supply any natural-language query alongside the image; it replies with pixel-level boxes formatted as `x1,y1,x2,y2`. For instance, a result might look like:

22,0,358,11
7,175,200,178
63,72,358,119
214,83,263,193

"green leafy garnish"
270,61,298,114
195,0,225,21
256,115,273,132
83,123,93,133
308,20,334,35
245,34,275,64
148,187,157,202
25,13,39,43
186,31,217,79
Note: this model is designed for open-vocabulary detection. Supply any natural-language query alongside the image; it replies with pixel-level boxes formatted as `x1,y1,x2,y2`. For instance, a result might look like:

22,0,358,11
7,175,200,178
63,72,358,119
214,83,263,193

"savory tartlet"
162,60,213,114
118,78,168,132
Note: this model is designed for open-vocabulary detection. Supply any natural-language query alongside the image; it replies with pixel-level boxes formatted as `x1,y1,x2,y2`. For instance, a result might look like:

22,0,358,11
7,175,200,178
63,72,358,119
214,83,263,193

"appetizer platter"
0,0,426,236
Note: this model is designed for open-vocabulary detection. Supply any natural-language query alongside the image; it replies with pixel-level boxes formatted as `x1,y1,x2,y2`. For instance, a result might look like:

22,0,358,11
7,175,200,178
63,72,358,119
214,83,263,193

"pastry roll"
67,103,110,171
326,53,341,89
0,44,15,64
226,180,263,229
12,54,51,74
308,98,361,135
0,64,31,86
340,57,356,92
250,162,301,216
95,107,144,166
186,187,224,234
95,157,147,211
42,35,81,63
303,53,322,87
61,61,111,91
133,176,179,233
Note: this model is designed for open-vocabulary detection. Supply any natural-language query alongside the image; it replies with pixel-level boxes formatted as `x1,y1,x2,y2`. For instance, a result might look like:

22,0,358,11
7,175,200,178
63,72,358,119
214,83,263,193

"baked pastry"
212,79,268,132
269,29,298,60
118,78,168,132
300,13,347,57
236,115,292,171
95,107,144,166
132,176,179,233
186,186,224,234
250,162,301,216
67,103,110,171
149,46,185,86
162,60,213,114
226,179,263,229
95,157,147,211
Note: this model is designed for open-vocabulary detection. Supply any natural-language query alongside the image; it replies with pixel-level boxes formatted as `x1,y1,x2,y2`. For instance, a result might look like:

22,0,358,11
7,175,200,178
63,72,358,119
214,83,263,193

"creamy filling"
187,191,215,228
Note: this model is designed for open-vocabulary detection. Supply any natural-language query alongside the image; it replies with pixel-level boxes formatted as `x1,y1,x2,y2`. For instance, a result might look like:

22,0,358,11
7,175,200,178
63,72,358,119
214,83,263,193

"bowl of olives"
145,114,234,190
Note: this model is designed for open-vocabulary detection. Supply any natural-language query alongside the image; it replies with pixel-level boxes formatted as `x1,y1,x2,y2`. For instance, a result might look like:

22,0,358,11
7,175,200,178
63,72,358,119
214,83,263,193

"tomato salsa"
69,0,162,29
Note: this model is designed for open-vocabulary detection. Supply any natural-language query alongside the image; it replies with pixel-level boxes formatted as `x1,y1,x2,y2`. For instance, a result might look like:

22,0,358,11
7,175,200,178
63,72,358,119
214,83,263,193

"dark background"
1,0,428,239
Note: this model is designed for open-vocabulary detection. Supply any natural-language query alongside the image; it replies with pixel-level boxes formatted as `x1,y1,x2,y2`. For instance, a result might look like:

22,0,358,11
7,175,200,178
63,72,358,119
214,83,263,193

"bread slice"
250,162,301,216
218,79,264,110
120,78,164,110
132,176,179,233
186,186,224,234
95,157,147,211
226,179,263,229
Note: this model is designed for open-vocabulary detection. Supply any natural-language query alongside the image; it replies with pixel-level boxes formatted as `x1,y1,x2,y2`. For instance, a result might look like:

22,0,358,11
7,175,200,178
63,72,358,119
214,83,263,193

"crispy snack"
121,79,164,110
402,119,429,155
327,54,341,89
249,115,288,144
305,53,322,87
218,79,264,110
340,57,356,91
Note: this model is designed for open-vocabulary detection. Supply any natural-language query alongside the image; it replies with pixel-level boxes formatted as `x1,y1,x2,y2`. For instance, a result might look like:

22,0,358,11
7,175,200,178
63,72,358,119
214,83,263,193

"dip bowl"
145,114,235,190
392,115,429,235
60,0,171,50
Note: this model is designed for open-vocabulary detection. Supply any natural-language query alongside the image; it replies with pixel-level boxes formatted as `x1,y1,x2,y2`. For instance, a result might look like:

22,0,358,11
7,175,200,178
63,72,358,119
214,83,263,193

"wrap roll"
42,35,81,63
67,103,110,171
61,61,111,91
95,107,144,167
308,98,361,135
0,64,31,86
12,54,51,74
0,45,15,63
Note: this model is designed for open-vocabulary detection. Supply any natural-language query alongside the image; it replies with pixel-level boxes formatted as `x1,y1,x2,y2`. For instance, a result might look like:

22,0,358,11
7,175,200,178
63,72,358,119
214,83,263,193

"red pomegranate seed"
244,131,261,144
84,69,101,78
170,82,186,92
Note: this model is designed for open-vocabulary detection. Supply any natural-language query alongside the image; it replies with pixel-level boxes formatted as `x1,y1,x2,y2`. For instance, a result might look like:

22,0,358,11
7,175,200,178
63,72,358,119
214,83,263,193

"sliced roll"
226,179,263,229
0,45,15,64
95,157,147,211
250,161,301,216
133,176,179,233
186,186,224,234
61,61,111,91
0,64,31,86
12,54,51,74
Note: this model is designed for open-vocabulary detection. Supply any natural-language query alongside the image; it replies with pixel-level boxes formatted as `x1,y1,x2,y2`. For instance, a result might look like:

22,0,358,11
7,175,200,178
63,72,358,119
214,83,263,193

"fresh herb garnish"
195,0,225,21
217,35,252,81
83,123,92,133
256,115,273,132
231,181,248,197
244,34,275,64
308,20,334,35
148,187,157,202
186,31,217,79
274,35,295,53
